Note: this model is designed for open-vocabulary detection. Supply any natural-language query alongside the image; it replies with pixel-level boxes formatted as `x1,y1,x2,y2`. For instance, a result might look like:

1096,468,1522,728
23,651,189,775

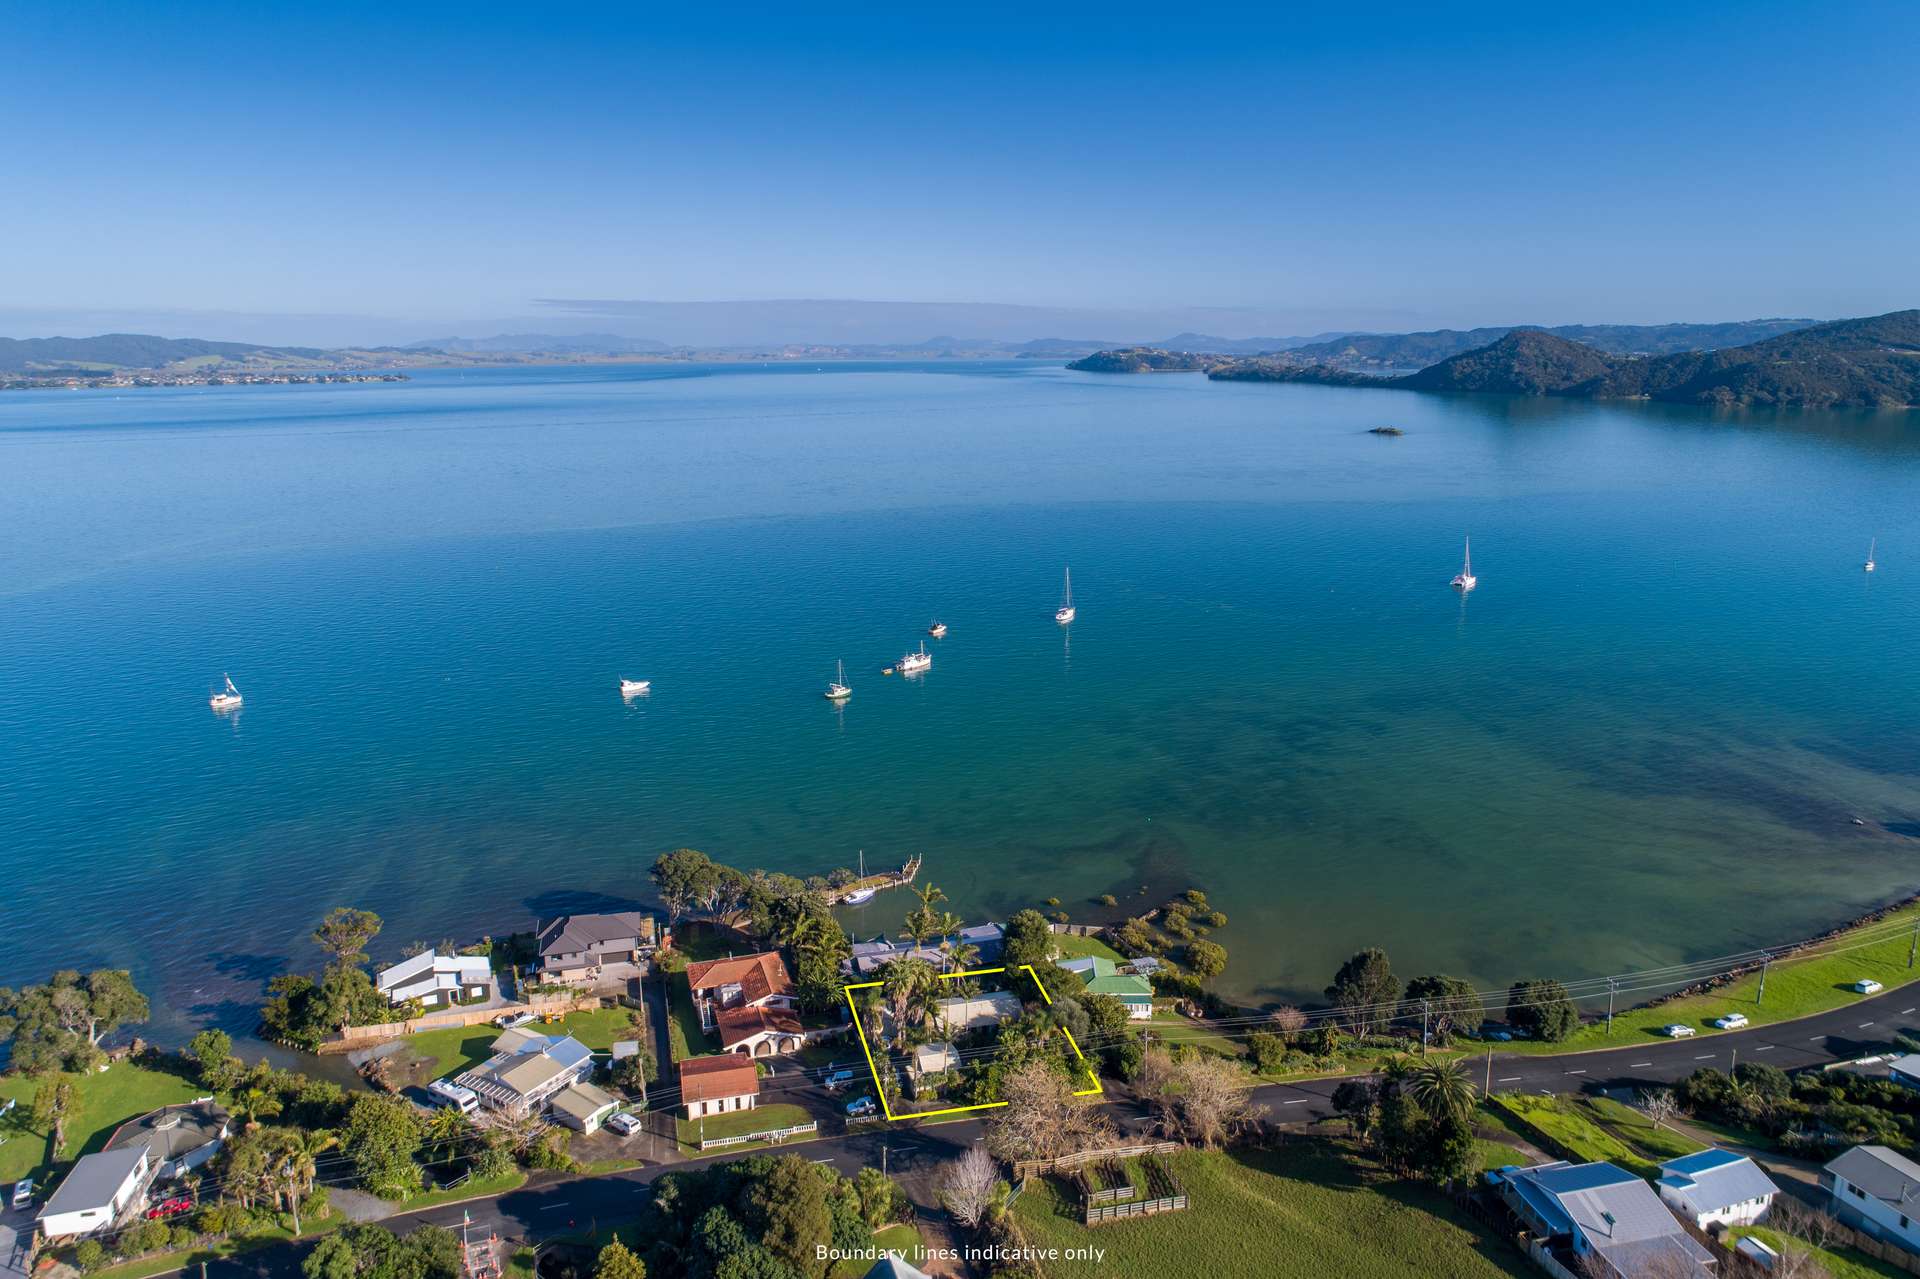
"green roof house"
1084,972,1155,1019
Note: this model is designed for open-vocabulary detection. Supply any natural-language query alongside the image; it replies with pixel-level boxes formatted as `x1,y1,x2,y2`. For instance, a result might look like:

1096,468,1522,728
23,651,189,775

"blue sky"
4,2,1916,343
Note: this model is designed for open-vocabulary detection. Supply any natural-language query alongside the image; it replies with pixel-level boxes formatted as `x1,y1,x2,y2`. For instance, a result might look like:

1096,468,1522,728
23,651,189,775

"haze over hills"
1194,310,1920,409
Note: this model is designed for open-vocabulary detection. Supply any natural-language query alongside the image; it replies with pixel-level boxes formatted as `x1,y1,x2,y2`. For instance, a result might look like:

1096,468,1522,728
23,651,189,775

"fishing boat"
1449,537,1477,592
619,678,651,697
1054,567,1075,624
843,851,876,904
928,620,948,638
825,660,852,701
898,643,932,675
1865,537,1877,572
208,674,243,711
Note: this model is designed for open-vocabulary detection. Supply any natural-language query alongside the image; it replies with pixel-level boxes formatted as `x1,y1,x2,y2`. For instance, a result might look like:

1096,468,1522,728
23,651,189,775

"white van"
427,1079,480,1115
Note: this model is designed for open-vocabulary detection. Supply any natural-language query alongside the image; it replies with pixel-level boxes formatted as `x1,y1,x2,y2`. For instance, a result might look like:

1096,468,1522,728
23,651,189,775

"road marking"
1810,1036,1825,1041
1903,1008,1915,1015
1861,1022,1875,1028
1565,1069,1587,1076
1497,1076,1523,1083
1756,1045,1774,1051
1282,1099,1310,1106
1694,1054,1715,1060
536,1204,572,1213
1630,1062,1654,1068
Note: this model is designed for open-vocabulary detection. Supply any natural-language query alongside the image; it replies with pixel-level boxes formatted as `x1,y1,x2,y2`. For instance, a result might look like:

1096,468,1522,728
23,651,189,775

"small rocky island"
1066,347,1224,373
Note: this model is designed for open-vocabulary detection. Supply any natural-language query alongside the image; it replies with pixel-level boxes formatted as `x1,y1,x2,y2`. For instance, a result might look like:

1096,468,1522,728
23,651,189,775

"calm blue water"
3,361,1919,1041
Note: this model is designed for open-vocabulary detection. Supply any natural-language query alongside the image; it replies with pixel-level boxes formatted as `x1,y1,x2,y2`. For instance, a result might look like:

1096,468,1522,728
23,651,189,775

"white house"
453,1029,595,1115
1657,1148,1780,1228
1497,1160,1715,1279
678,1055,760,1120
36,1147,154,1239
913,1042,959,1076
375,951,493,1009
1824,1145,1920,1255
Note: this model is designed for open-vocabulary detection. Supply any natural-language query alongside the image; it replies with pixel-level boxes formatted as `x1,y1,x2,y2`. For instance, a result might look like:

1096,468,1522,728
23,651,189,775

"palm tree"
1407,1059,1478,1121
237,1085,282,1131
881,957,940,1039
901,884,950,947
281,1127,337,1233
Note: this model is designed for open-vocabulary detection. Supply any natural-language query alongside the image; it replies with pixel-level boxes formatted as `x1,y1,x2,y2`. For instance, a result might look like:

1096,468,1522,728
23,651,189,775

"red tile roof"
677,1054,760,1104
715,1004,804,1049
685,951,794,1005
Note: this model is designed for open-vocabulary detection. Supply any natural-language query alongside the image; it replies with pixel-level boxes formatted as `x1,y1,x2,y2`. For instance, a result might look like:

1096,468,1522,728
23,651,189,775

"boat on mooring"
843,851,876,904
898,643,932,675
1865,537,1877,572
209,674,243,711
1450,537,1477,592
928,620,948,638
620,678,651,697
1054,567,1075,624
825,659,852,701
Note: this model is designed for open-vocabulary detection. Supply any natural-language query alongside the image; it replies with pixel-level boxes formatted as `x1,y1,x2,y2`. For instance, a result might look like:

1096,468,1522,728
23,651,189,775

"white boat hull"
825,685,852,700
843,889,876,905
209,694,242,710
620,680,651,696
1055,607,1075,624
1450,575,1477,591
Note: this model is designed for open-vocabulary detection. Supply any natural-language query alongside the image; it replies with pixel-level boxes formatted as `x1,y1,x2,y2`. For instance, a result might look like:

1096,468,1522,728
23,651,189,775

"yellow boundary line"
842,963,1104,1121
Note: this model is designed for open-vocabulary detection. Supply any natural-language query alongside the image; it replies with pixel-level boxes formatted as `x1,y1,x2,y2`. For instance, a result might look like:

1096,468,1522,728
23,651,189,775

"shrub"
1248,1031,1288,1075
1097,894,1118,907
73,1241,107,1272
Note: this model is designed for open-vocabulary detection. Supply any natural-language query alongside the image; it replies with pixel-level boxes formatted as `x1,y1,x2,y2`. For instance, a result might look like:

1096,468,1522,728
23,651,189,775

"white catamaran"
1054,567,1076,624
898,643,932,675
825,659,852,701
1450,537,1478,592
209,674,243,711
1865,537,1877,572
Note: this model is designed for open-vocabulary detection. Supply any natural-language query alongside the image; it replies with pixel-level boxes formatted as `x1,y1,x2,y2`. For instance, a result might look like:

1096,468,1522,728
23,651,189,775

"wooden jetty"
823,854,923,905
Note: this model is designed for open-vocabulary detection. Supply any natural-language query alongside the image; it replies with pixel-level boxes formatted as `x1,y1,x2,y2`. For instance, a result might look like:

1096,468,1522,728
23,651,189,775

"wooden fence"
1082,1155,1188,1225
1012,1140,1182,1181
327,991,599,1050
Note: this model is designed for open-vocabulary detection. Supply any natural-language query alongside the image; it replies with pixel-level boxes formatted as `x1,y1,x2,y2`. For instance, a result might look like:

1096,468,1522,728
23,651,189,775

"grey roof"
537,911,653,957
38,1147,148,1220
1658,1149,1779,1215
1827,1145,1920,1207
549,1083,619,1123
862,1256,931,1279
1506,1161,1711,1273
610,1040,641,1059
104,1101,228,1165
1888,1053,1920,1078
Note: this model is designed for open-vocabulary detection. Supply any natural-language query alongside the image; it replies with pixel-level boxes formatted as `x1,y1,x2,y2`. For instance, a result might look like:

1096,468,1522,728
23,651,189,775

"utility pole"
1757,953,1770,1006
284,1159,300,1235
1485,1048,1493,1097
1910,916,1918,970
882,1140,890,1178
1421,1000,1431,1057
1606,978,1617,1036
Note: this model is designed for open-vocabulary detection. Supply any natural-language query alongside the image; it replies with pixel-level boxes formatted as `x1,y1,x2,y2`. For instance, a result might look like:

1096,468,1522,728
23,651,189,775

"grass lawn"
676,1102,813,1151
1147,1012,1247,1062
405,1007,644,1083
668,971,714,1062
1489,1094,1656,1177
1016,1143,1531,1278
1571,1095,1704,1164
0,1059,203,1183
1730,1226,1909,1279
1051,933,1123,963
1498,901,1920,1055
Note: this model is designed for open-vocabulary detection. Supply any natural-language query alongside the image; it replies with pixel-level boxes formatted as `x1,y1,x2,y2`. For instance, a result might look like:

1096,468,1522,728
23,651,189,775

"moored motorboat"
928,620,948,638
209,674,243,711
620,678,651,696
898,643,932,674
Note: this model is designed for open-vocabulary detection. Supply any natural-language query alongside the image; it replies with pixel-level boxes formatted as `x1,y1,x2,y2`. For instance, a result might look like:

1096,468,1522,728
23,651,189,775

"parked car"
1852,979,1885,995
1710,1013,1750,1031
821,1068,856,1091
1481,1029,1513,1043
427,1079,480,1114
11,1179,33,1209
1661,1023,1696,1038
604,1111,643,1137
146,1196,192,1220
844,1096,878,1118
495,1010,537,1030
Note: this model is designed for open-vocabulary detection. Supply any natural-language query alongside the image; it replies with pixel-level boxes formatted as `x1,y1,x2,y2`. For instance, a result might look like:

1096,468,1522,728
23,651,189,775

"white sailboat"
843,850,876,904
1450,537,1478,592
1865,537,1877,572
1054,567,1076,624
619,678,651,697
209,674,243,711
825,659,852,701
898,642,932,675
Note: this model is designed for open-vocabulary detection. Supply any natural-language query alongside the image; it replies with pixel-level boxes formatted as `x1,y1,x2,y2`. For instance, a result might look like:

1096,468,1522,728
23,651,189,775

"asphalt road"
195,984,1920,1279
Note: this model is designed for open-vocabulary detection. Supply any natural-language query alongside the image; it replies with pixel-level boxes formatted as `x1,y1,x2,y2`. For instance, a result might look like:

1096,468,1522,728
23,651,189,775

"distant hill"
1204,310,1920,408
407,333,671,355
1284,318,1818,371
1395,329,1615,394
0,333,326,373
1067,348,1225,373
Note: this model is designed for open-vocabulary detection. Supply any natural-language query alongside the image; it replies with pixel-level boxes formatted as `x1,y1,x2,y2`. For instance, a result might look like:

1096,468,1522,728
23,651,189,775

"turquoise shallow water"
2,361,1919,1040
